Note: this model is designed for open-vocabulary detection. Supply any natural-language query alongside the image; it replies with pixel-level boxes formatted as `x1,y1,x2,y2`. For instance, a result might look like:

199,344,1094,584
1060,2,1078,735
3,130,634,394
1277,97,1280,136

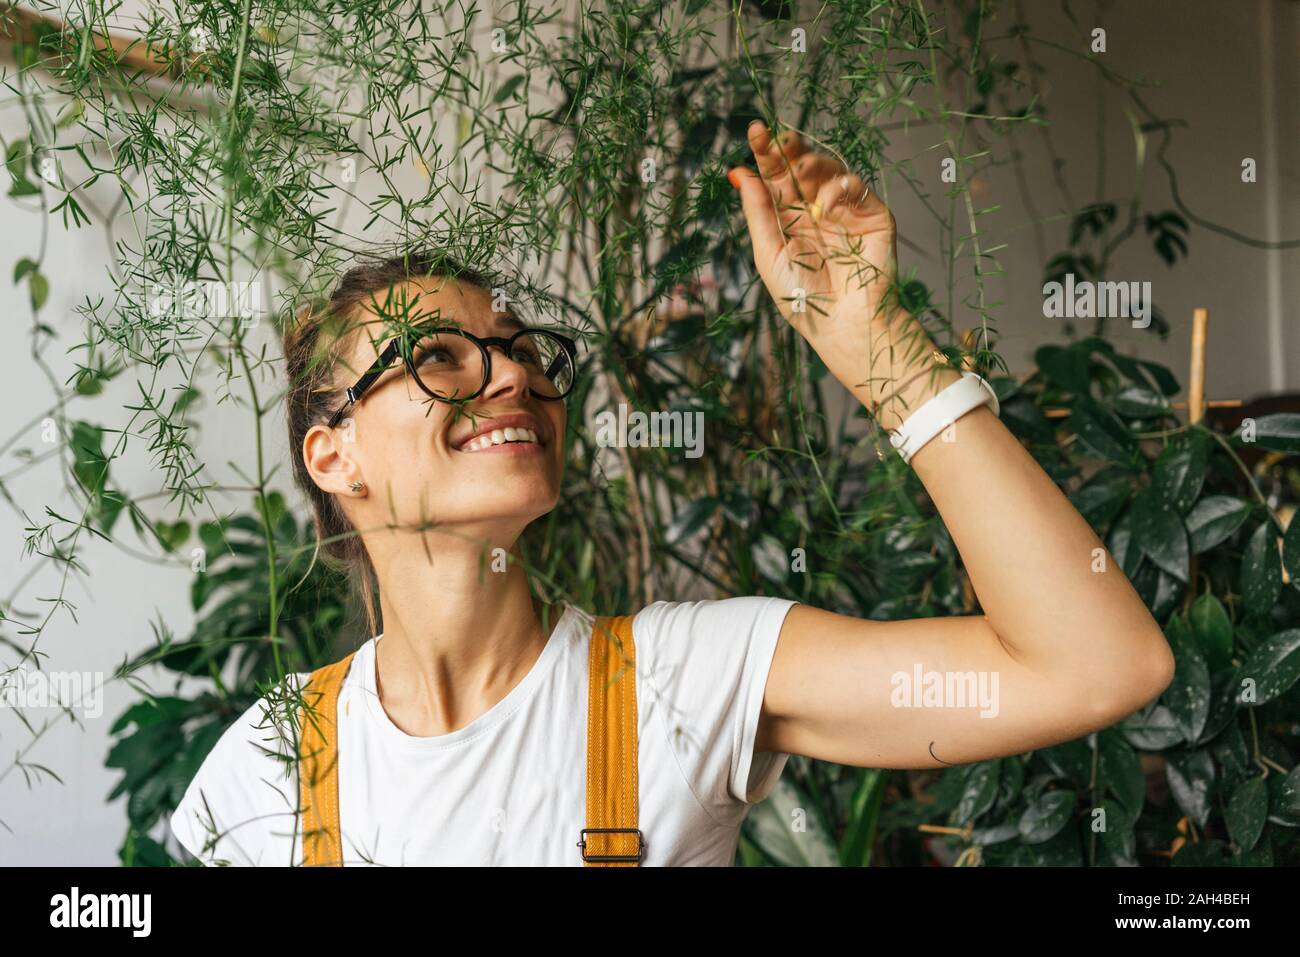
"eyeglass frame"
326,325,579,428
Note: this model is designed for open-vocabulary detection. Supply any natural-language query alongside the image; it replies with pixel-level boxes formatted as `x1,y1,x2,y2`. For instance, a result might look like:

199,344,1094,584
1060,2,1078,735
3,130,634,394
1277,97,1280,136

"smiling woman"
169,128,1175,868
175,251,806,866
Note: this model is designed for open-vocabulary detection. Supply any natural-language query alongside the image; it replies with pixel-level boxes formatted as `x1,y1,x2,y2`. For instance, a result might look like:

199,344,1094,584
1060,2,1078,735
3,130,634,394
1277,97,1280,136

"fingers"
747,121,808,182
747,122,861,224
813,172,870,222
735,121,892,265
728,166,786,266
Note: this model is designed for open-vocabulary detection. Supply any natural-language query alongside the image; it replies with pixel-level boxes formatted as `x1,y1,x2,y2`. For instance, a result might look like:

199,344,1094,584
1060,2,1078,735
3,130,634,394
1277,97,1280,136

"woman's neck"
368,532,557,737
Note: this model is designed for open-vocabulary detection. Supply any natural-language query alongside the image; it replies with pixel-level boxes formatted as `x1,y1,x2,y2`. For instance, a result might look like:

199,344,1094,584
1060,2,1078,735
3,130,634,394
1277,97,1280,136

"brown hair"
282,249,492,640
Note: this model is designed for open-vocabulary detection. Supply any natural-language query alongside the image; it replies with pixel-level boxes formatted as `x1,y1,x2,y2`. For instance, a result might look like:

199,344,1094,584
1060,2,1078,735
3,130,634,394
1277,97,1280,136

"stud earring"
348,481,364,492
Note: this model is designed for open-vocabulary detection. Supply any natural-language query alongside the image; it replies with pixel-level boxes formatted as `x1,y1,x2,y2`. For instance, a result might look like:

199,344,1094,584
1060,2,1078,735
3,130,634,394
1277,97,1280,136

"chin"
455,488,559,527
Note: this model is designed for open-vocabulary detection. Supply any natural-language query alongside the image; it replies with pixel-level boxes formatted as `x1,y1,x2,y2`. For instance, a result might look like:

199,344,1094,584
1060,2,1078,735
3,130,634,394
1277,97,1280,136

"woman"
170,122,1174,866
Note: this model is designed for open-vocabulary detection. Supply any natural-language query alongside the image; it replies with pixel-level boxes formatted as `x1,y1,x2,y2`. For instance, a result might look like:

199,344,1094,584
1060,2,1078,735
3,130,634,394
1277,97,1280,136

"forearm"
821,232,1165,687
858,318,1172,693
842,311,962,432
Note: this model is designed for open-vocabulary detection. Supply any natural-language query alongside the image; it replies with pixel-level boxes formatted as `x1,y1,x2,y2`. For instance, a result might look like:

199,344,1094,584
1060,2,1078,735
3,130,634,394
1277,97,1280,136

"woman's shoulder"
563,595,800,658
613,595,799,681
622,595,800,812
627,595,799,642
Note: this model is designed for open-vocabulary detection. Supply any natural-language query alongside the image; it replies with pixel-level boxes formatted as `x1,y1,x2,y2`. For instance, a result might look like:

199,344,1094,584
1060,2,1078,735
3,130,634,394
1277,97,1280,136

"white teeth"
460,426,541,452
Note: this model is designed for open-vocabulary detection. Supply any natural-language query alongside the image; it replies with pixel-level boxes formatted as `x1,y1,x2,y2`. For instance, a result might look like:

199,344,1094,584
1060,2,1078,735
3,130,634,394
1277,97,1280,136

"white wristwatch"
886,371,1000,464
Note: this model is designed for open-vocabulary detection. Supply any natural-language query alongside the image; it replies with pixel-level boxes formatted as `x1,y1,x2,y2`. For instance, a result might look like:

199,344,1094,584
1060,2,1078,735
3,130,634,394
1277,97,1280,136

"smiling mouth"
458,427,543,453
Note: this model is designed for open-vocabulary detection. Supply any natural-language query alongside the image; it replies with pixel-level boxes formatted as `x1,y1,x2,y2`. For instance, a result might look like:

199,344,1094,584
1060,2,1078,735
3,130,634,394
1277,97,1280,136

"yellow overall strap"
582,614,643,866
297,653,355,867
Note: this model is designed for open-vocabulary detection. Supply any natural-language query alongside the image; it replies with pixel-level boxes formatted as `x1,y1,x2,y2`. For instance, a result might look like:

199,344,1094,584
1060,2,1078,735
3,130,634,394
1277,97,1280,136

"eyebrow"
494,312,526,333
401,306,527,335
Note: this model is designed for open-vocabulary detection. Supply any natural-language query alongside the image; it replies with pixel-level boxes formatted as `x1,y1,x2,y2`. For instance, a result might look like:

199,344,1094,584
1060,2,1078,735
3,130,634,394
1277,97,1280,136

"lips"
452,413,546,453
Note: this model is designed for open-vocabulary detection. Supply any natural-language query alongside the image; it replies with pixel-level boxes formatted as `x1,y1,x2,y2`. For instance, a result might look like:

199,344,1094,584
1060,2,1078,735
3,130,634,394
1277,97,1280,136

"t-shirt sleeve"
635,596,798,820
169,676,308,867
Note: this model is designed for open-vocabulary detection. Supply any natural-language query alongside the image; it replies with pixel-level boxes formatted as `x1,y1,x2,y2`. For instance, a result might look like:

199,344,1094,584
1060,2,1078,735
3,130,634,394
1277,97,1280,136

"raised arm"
728,122,1175,771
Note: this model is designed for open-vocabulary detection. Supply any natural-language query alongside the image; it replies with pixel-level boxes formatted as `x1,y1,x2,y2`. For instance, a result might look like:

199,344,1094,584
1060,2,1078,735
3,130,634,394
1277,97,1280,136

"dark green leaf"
1104,348,1181,396
120,830,175,867
1271,765,1300,826
1112,385,1170,419
1017,789,1075,844
1098,798,1137,866
1243,414,1300,454
1099,730,1145,816
1072,398,1140,465
1165,749,1215,827
1070,478,1131,533
1162,615,1209,743
1225,776,1267,851
1151,437,1208,514
996,756,1025,807
1185,496,1249,554
1241,522,1282,618
970,821,1019,846
1034,344,1091,394
1208,707,1248,770
1107,510,1143,578
999,396,1055,444
1233,839,1274,866
1130,486,1189,582
1118,703,1181,750
955,761,1000,825
1042,739,1092,789
1235,628,1300,706
1188,592,1234,673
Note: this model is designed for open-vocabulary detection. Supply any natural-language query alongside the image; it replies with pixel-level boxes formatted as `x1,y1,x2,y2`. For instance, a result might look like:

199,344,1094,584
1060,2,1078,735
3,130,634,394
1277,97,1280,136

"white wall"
0,0,1295,865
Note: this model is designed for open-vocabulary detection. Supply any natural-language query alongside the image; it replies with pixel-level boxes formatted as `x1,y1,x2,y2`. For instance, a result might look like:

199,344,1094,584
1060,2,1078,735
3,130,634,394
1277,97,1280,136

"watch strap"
887,371,1000,464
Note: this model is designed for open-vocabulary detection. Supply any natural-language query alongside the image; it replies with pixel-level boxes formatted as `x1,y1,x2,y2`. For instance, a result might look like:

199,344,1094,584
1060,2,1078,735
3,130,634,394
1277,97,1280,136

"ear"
303,422,365,496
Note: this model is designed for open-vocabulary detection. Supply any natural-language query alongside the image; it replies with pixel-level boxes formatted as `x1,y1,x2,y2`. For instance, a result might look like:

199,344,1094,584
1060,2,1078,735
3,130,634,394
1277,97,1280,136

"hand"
728,121,952,425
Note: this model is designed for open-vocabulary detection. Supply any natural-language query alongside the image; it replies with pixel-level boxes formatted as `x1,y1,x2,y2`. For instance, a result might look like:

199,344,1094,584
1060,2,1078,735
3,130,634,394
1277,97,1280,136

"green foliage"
872,340,1300,867
106,495,351,862
1,0,1293,867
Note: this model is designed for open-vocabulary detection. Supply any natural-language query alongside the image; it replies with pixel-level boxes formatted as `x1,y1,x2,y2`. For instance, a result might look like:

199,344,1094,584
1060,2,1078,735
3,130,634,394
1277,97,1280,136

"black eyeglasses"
327,325,578,428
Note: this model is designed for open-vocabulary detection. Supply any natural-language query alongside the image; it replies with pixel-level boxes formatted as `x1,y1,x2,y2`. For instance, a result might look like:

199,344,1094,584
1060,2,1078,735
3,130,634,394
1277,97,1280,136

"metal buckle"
577,827,645,863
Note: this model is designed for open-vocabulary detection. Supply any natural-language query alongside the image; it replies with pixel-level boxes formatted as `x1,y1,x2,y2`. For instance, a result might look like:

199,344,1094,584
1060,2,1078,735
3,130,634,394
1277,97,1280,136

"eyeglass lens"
409,330,573,400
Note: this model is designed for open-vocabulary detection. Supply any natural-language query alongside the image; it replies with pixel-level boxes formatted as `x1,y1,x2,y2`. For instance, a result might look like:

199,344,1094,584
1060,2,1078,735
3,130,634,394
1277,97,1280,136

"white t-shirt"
170,596,798,866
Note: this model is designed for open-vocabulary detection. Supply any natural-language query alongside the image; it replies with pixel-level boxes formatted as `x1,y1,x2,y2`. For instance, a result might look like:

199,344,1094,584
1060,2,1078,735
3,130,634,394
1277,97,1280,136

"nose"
481,343,534,399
